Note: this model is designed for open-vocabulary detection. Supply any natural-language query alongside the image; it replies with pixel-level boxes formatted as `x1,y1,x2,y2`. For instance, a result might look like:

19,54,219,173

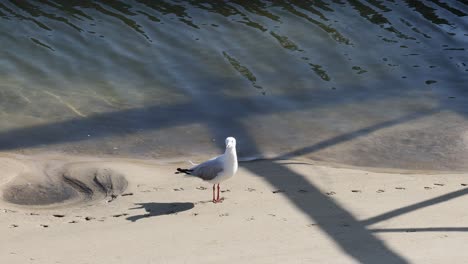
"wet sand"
1,153,467,263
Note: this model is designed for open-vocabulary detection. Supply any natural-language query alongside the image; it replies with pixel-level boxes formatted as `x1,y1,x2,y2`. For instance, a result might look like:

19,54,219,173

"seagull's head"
225,137,236,149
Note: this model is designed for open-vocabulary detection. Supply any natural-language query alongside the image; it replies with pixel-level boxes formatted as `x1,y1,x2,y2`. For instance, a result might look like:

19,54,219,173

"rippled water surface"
0,1,467,170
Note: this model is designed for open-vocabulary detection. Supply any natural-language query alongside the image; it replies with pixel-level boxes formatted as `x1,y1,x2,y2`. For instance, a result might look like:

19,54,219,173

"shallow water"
0,1,467,170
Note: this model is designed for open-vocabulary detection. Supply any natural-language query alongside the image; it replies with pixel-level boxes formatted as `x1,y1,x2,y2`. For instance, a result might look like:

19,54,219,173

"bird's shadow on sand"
126,202,194,222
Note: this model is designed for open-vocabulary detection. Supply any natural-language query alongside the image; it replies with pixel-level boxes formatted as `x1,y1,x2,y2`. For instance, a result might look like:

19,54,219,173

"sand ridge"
0,154,129,208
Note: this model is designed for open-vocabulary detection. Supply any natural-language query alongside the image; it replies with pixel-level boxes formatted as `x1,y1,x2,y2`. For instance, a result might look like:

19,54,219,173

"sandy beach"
1,153,467,264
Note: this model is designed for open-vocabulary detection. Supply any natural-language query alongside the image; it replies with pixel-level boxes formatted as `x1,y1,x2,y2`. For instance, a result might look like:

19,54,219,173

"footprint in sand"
68,220,78,224
40,224,49,228
9,224,18,228
424,187,432,190
326,191,336,196
173,188,184,191
351,190,361,193
219,213,229,217
191,213,199,216
121,192,134,196
85,216,95,221
461,184,467,186
107,194,118,203
112,213,129,218
221,189,230,193
376,189,385,193
246,188,256,192
395,187,406,190
434,183,445,186
53,214,65,218
196,186,207,190
272,189,285,194
246,217,255,221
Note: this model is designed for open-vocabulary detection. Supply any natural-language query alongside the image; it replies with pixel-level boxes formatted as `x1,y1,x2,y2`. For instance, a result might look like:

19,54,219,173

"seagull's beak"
226,143,233,148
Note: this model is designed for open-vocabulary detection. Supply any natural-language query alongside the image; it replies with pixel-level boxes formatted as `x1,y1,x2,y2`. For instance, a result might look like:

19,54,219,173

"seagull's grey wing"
190,158,224,181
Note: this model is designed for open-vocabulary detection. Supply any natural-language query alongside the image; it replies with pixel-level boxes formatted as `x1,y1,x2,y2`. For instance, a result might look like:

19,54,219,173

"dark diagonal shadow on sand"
362,188,468,226
207,116,430,263
126,202,194,222
230,108,464,263
242,160,408,263
371,227,468,233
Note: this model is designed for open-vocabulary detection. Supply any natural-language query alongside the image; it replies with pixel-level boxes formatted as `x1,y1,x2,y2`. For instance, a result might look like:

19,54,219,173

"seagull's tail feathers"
175,168,193,175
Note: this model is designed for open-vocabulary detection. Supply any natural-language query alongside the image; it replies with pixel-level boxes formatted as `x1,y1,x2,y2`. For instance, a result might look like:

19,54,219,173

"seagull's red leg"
212,184,216,203
217,184,222,202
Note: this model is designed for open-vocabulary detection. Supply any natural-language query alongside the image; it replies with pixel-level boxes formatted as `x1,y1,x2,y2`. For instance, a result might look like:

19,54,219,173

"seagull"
176,137,238,203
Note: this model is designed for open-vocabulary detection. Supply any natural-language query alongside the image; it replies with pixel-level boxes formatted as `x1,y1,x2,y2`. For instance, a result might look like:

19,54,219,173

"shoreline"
3,150,467,174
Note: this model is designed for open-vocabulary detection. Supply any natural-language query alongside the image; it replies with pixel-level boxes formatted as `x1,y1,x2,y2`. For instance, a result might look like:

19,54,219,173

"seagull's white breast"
207,148,238,184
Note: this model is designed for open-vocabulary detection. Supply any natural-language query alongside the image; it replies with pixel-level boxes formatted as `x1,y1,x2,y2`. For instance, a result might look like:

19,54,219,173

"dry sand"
0,153,467,263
